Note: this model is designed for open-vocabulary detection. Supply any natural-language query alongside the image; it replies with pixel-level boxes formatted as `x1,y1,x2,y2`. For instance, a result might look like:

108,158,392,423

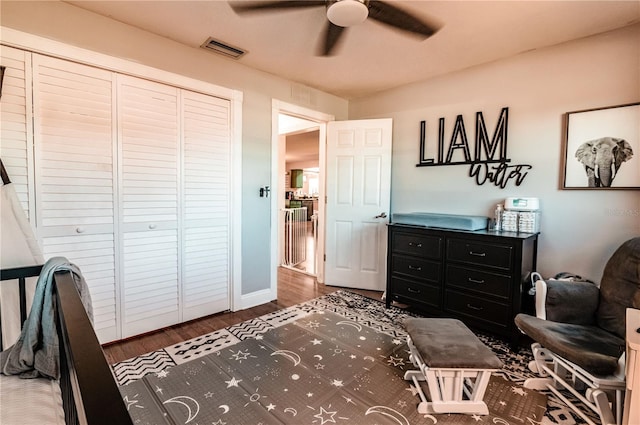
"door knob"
374,212,387,219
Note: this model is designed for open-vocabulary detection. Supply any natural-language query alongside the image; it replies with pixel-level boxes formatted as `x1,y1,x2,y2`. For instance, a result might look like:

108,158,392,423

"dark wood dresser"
386,224,538,344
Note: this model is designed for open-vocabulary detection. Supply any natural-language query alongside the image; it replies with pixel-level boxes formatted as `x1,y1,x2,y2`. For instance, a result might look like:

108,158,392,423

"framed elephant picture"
562,102,639,190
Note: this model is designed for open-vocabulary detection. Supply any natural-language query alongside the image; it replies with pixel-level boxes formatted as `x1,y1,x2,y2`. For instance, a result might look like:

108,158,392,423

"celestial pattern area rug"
114,290,593,425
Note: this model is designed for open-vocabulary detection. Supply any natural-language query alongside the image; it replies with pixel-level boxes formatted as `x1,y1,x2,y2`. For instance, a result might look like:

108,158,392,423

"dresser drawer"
392,232,442,259
447,238,513,270
391,277,440,309
446,265,511,299
392,254,440,283
444,290,510,329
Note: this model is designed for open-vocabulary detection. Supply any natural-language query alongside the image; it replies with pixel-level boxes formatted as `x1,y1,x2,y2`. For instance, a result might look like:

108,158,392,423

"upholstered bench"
403,318,503,415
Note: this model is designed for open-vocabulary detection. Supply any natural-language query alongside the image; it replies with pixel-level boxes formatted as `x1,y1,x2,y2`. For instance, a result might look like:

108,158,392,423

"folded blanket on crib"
0,257,92,379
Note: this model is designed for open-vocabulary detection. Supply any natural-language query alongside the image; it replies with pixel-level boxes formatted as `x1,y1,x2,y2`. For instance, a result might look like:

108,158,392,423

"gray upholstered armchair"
515,237,640,425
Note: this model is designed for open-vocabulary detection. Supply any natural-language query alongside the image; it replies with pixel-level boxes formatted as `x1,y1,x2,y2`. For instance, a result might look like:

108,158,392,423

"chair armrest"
536,279,600,325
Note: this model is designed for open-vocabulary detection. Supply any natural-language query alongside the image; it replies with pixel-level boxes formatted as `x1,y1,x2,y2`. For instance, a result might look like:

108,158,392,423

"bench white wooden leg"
404,336,496,415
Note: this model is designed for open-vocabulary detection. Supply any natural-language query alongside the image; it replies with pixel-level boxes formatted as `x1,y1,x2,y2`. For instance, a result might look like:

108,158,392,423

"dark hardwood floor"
102,267,384,364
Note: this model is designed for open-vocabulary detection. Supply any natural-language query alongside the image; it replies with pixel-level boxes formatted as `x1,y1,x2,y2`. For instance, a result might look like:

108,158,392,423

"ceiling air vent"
201,37,246,59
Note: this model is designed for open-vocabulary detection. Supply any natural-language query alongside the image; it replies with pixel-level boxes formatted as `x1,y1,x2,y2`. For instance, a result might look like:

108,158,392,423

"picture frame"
561,102,639,190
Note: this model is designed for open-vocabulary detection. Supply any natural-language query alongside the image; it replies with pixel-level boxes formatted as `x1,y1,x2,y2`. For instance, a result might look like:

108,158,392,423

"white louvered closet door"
32,55,119,343
1,46,33,219
181,91,231,321
118,75,180,338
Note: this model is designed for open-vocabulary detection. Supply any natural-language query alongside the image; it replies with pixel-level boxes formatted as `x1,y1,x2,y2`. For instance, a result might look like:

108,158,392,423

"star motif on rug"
311,338,323,345
511,386,527,396
230,349,253,362
314,406,337,425
387,355,405,367
342,396,356,405
255,334,264,340
306,320,321,328
315,363,325,370
307,392,314,398
212,420,226,425
204,391,214,398
331,379,344,387
266,403,276,411
472,414,483,421
155,385,163,395
123,395,143,411
392,339,402,345
156,370,169,378
226,377,242,388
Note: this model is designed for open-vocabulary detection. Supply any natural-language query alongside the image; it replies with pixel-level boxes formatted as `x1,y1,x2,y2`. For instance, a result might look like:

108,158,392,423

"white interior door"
324,118,392,291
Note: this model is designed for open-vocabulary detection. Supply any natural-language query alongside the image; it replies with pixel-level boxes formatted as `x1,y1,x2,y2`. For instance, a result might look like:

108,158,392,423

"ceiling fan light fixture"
327,0,369,27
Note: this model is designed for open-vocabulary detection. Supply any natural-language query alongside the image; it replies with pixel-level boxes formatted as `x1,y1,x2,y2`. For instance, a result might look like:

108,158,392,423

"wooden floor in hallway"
102,267,383,364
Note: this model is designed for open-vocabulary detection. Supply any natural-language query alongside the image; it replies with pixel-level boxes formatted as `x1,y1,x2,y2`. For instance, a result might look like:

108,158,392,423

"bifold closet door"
32,55,119,343
118,75,180,338
181,91,231,321
0,46,33,219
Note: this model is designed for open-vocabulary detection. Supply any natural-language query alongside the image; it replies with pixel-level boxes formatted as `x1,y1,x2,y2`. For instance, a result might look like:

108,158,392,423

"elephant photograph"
563,103,639,189
575,137,633,187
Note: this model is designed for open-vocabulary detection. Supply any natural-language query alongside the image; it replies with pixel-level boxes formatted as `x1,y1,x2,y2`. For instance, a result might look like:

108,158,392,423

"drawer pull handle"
469,251,486,257
148,224,157,230
468,278,485,284
407,287,421,294
76,227,85,234
466,303,484,311
408,242,423,248
408,265,422,271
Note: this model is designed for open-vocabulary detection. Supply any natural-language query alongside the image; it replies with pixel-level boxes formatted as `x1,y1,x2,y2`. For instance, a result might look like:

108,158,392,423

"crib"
0,265,132,425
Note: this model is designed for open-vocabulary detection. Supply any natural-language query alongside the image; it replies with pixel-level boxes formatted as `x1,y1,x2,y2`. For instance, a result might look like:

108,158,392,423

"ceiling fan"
229,0,441,56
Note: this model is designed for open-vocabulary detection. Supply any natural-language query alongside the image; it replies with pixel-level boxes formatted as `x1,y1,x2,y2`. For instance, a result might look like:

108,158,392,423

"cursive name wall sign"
416,107,532,188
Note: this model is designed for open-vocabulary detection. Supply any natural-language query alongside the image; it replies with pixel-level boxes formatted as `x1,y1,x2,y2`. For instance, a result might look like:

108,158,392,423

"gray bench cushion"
404,318,503,369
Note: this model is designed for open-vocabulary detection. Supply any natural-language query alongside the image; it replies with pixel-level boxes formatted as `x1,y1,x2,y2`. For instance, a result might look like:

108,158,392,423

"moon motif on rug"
271,350,301,366
162,396,200,424
337,321,362,332
284,407,298,416
365,405,410,425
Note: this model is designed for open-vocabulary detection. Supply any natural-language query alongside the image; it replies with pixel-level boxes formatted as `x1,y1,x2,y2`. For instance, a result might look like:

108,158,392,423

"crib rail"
0,264,43,351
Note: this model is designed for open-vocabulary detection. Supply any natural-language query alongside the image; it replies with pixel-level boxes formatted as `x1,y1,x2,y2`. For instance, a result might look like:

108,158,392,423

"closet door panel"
0,46,33,218
118,75,180,338
32,55,118,343
181,91,231,320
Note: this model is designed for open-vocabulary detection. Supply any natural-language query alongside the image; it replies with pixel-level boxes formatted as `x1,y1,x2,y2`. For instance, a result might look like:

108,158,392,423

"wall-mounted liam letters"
416,107,532,188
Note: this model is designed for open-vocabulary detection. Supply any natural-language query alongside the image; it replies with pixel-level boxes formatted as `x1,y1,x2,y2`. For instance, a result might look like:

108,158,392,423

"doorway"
280,123,320,276
270,101,334,298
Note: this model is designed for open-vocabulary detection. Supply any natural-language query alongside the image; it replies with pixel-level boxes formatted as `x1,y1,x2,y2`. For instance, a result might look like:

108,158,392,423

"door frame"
270,100,334,297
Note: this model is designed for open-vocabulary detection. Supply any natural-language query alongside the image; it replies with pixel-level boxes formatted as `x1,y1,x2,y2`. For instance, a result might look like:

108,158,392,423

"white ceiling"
65,0,640,100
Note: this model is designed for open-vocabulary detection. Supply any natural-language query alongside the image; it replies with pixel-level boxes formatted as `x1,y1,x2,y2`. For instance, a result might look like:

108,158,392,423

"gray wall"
350,24,640,282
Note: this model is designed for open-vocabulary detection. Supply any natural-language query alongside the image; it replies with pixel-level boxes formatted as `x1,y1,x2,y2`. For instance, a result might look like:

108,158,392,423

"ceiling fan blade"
319,22,346,56
368,0,440,38
230,1,326,14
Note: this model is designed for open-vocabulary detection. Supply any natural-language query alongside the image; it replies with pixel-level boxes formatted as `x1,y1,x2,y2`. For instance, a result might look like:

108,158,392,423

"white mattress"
0,374,65,425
